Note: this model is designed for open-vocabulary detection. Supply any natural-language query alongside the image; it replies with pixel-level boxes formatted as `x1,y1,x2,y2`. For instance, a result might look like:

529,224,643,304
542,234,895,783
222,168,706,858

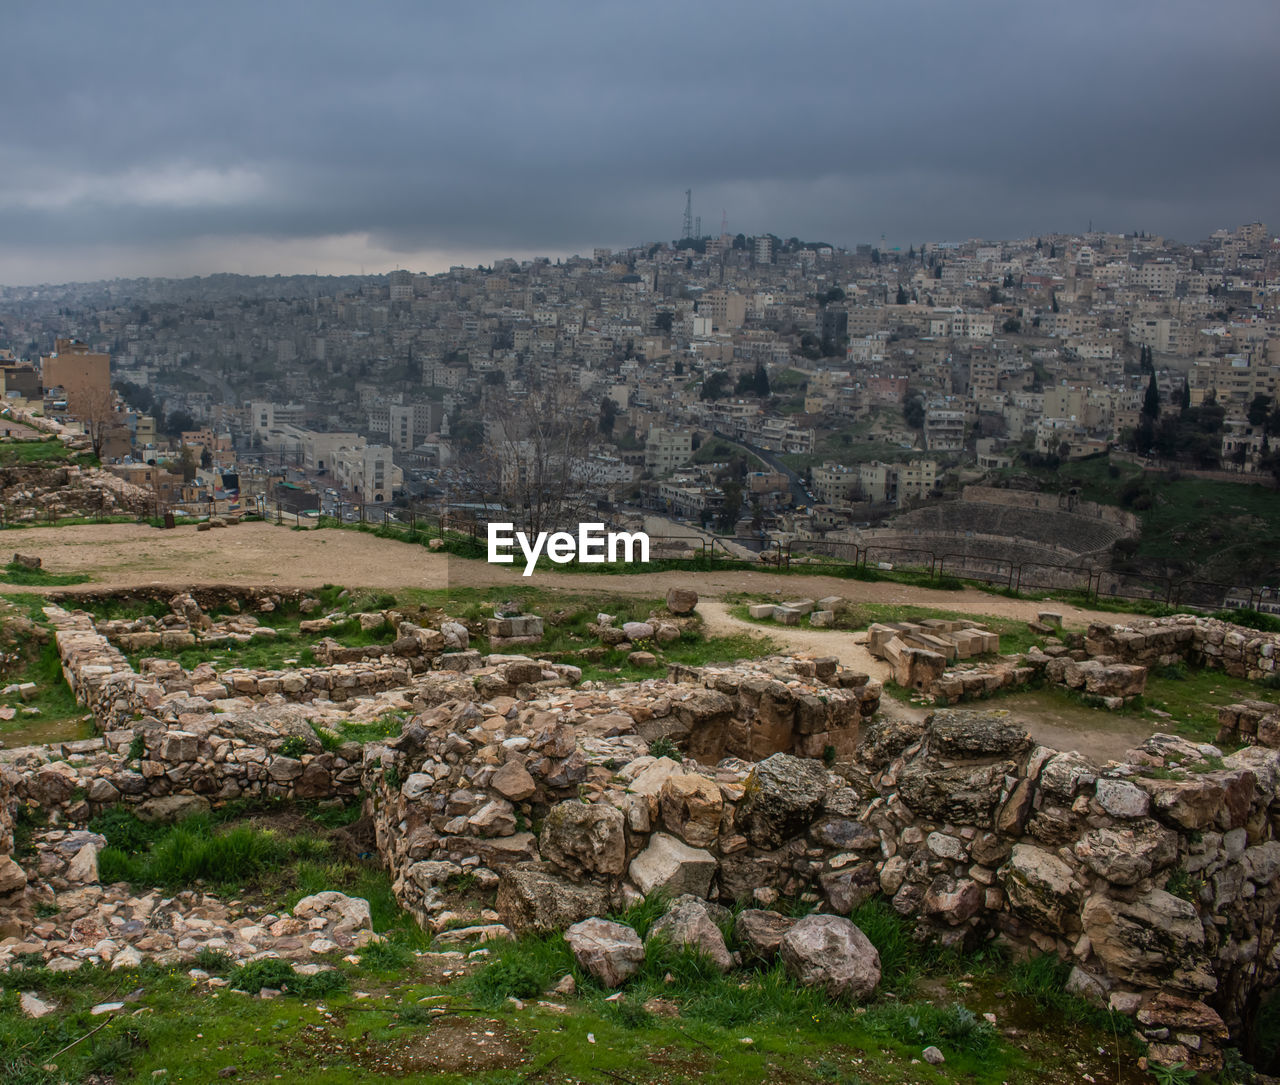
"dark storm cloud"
2,0,1277,280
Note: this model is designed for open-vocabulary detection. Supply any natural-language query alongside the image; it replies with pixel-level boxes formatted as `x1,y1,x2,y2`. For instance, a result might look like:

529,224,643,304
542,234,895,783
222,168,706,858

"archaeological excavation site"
2,573,1280,1085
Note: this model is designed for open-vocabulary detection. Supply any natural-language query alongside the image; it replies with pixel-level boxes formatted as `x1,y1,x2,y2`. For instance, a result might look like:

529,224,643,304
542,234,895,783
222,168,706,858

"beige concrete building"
40,338,110,418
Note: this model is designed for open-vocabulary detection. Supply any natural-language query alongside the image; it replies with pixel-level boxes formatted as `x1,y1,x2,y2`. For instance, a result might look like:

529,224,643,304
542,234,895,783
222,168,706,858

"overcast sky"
3,1,1277,285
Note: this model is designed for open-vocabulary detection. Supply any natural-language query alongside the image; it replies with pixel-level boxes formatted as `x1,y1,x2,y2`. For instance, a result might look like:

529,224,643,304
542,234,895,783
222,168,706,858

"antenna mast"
682,190,693,240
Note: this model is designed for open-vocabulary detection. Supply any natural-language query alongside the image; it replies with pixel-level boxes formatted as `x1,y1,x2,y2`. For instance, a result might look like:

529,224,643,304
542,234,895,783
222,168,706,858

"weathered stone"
648,898,732,972
734,909,796,965
491,760,537,802
897,760,1008,827
1081,890,1214,993
539,800,627,877
564,918,645,988
927,709,1032,759
628,833,717,899
1094,778,1151,818
20,992,55,1018
1038,751,1098,803
736,753,830,848
779,914,881,1000
0,856,27,896
819,863,879,913
1140,770,1255,832
1074,821,1178,887
497,863,613,936
856,716,927,768
1000,844,1080,930
922,875,984,925
659,773,723,848
293,891,372,933
135,794,211,823
665,588,698,615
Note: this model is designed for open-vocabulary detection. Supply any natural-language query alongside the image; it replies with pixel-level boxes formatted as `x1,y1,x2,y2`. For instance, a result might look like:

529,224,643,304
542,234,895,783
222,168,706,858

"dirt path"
2,521,1142,628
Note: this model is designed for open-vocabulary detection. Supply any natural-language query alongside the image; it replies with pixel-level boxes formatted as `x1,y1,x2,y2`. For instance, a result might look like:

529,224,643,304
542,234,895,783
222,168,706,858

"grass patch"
1008,953,1132,1033
0,561,90,586
228,957,348,997
0,437,97,468
87,803,423,942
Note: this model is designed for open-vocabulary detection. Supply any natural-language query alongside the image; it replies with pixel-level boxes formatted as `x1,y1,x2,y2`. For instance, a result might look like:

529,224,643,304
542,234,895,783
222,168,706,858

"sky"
3,1,1277,285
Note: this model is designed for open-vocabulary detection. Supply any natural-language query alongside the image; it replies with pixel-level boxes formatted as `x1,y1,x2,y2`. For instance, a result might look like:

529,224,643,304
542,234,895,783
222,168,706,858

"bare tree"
456,383,602,535
76,386,122,461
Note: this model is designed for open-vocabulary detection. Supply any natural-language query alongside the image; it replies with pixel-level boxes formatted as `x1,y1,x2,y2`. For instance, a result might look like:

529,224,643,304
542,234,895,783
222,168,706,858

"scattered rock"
779,914,881,1001
564,918,644,988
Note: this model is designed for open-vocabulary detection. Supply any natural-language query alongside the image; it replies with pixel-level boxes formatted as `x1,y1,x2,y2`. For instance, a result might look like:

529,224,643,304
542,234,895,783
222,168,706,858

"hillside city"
1,221,1274,553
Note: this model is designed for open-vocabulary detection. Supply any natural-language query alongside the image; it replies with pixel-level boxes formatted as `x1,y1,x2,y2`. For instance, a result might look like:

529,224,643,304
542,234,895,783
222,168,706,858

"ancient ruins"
4,587,1280,1073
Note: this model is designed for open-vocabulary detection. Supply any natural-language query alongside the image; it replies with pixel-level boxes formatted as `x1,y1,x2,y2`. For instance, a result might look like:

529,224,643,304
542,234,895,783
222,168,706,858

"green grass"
97,817,308,887
1007,954,1131,1033
87,802,425,943
0,561,90,586
0,436,97,468
0,893,1144,1085
0,602,90,742
1136,664,1280,743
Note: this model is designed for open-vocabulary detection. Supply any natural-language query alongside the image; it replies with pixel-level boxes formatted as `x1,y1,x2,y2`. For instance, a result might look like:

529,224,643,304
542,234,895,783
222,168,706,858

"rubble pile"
0,465,153,522
868,615,1150,709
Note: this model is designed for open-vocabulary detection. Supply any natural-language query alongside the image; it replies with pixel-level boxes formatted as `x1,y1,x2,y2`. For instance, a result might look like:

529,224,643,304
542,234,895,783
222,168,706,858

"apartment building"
812,461,858,506
644,425,693,475
333,443,401,503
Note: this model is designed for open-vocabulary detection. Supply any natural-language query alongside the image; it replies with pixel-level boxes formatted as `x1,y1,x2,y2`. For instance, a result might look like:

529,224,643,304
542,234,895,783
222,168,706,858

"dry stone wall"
365,687,1280,1072
1086,615,1280,682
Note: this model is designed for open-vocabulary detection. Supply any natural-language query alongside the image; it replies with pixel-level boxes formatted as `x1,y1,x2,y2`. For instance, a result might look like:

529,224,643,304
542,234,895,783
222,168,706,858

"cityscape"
2,216,1276,600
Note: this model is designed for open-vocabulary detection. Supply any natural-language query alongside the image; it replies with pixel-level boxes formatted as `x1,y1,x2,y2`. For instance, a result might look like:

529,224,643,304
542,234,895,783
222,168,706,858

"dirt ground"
1,521,1143,630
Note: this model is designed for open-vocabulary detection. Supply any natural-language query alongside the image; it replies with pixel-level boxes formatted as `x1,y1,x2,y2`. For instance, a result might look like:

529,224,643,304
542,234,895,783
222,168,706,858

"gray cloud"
2,0,1277,282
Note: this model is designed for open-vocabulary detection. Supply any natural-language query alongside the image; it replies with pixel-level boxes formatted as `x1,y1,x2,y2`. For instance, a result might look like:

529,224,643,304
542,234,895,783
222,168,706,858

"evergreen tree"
1142,372,1160,419
753,362,770,397
1180,379,1191,411
896,284,908,305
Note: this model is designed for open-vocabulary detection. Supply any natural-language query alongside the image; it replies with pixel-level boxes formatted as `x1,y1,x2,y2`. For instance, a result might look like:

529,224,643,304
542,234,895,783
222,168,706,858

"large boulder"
497,863,614,936
539,800,627,877
659,773,723,848
0,855,27,896
648,898,733,972
927,709,1032,760
1138,770,1255,832
1081,889,1215,994
627,833,717,899
564,918,645,988
779,914,881,1000
292,891,372,933
856,716,927,769
491,760,537,802
897,760,1009,827
1000,844,1081,930
665,588,698,615
736,753,830,849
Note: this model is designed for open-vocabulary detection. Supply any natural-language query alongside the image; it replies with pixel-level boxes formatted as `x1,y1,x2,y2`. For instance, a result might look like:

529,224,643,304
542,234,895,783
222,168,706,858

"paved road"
714,432,811,507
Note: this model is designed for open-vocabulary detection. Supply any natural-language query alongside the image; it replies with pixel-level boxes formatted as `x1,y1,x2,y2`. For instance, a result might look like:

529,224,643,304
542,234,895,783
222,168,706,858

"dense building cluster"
0,222,1274,536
